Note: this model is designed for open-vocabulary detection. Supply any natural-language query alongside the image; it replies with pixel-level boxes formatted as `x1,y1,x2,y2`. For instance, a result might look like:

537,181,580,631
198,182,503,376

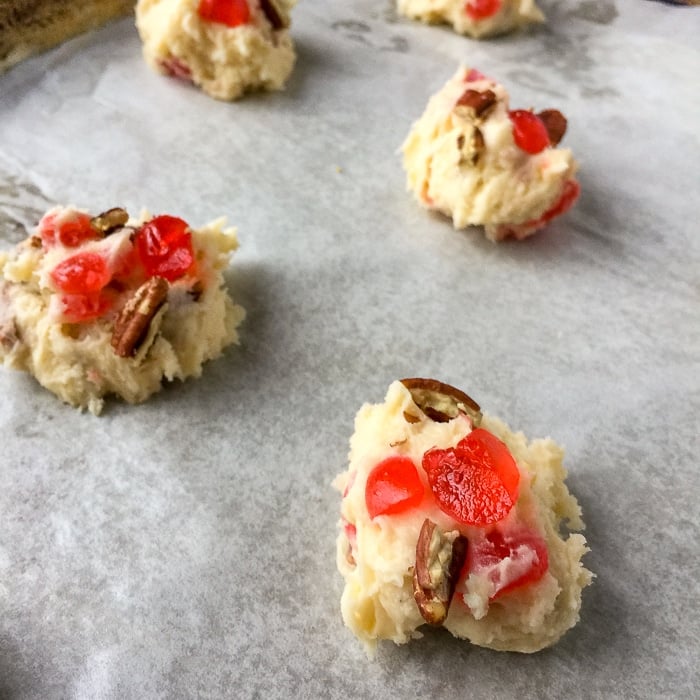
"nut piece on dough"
136,0,296,101
397,0,544,39
334,380,592,654
402,66,580,241
0,205,245,414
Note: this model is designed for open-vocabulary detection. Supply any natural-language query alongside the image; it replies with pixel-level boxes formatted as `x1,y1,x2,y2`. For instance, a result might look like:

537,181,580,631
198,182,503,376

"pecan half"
91,207,129,235
537,109,568,147
400,378,482,426
259,0,288,29
456,89,497,118
413,519,468,626
111,277,169,358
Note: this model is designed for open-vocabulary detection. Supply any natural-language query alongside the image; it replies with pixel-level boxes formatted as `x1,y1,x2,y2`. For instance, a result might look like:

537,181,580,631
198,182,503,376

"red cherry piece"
467,530,549,599
365,456,424,519
509,110,551,154
39,210,96,248
198,0,251,27
135,215,195,281
422,428,520,526
57,292,114,323
465,0,501,20
160,56,192,81
50,252,111,295
465,68,486,82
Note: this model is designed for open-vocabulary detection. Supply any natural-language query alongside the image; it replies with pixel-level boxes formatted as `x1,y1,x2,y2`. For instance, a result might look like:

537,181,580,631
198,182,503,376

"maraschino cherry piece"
509,110,551,154
365,456,424,519
465,0,501,20
198,0,251,27
422,428,520,526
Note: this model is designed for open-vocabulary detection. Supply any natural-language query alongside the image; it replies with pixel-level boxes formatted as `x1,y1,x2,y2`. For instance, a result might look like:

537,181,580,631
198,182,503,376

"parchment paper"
1,1,699,698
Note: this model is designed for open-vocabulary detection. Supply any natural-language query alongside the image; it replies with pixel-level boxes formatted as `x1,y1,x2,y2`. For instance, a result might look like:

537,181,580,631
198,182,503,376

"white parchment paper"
1,1,699,698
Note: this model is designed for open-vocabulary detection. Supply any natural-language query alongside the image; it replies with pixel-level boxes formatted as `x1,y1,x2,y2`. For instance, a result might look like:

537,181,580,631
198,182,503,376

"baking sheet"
1,1,699,698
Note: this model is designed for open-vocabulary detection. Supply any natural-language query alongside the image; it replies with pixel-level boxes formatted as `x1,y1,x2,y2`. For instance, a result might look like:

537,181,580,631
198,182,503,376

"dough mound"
136,0,296,100
0,0,133,73
0,206,245,415
397,0,544,38
334,380,592,654
402,66,580,241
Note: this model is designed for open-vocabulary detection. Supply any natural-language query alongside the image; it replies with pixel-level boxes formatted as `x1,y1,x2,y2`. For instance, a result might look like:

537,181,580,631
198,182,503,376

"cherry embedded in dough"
508,110,551,154
50,252,111,295
39,210,96,248
464,0,501,20
422,428,520,526
365,456,424,519
135,215,195,281
197,0,251,27
467,530,549,599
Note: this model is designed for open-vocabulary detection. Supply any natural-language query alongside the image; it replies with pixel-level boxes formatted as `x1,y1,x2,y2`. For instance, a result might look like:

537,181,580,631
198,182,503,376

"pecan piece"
537,109,568,147
400,378,482,426
413,519,468,626
259,0,288,29
111,277,169,358
0,283,19,350
91,207,129,235
456,89,497,118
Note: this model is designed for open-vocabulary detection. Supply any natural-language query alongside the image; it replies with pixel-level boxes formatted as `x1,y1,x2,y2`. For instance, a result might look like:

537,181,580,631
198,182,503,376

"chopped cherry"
536,180,580,225
365,456,424,519
509,110,551,154
160,56,192,81
465,0,501,20
466,529,549,599
55,292,114,323
50,252,111,295
135,215,195,281
465,68,486,82
197,0,251,27
39,209,96,248
422,428,520,526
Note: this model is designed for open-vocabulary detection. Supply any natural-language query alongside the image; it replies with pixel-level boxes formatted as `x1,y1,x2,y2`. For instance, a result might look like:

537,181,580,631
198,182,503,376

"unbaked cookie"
0,0,133,73
334,379,592,654
402,66,580,241
397,0,544,39
0,206,245,414
136,0,296,100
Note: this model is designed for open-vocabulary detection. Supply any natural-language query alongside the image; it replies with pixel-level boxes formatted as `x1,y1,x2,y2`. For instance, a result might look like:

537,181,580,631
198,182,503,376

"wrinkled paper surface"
1,1,699,698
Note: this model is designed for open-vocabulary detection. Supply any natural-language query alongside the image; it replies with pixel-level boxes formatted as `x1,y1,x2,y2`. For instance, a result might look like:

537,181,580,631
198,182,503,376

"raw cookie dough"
0,206,245,414
136,0,296,100
402,66,580,241
0,0,133,73
397,0,544,39
334,379,592,654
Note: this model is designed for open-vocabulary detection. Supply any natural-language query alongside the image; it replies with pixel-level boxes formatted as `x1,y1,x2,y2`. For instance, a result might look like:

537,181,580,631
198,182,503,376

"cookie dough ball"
0,206,245,414
397,0,544,38
334,379,592,654
0,0,133,73
136,0,296,100
402,66,580,241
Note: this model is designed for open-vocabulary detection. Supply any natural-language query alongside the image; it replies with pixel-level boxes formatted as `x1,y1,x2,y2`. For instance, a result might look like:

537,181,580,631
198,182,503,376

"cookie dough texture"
0,0,133,73
397,0,544,38
402,66,579,241
334,381,592,654
0,207,245,414
136,0,296,100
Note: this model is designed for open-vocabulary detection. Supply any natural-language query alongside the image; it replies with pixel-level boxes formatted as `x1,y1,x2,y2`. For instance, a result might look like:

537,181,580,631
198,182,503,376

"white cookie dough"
0,206,245,414
334,379,592,654
397,0,544,38
136,0,296,100
402,66,580,241
0,0,133,73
